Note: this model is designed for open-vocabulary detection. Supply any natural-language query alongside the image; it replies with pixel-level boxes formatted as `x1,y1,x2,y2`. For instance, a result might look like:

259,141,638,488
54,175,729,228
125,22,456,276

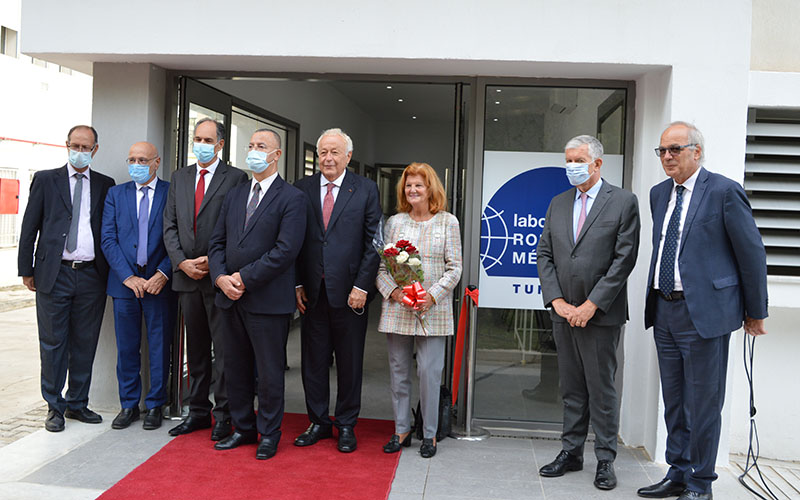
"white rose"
407,257,421,266
384,243,394,251
396,251,409,264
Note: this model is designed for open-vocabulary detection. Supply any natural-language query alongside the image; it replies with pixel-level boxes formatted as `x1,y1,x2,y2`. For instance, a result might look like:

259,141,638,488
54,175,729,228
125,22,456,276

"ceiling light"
386,85,392,89
493,118,499,122
398,98,404,102
496,89,502,93
412,116,417,119
495,101,500,105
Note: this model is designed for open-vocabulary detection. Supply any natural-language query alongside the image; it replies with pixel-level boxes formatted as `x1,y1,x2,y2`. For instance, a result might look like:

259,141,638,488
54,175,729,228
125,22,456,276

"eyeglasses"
68,144,96,153
654,143,697,158
126,156,157,165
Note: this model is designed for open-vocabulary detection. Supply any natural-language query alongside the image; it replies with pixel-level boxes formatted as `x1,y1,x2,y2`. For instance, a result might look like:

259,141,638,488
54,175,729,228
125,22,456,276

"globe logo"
480,167,571,278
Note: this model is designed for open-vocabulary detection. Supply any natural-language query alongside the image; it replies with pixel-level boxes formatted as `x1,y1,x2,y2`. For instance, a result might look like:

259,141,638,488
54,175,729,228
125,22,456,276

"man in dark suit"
18,125,115,432
293,128,381,453
208,128,306,460
101,142,177,431
537,135,640,491
163,118,248,440
638,122,768,500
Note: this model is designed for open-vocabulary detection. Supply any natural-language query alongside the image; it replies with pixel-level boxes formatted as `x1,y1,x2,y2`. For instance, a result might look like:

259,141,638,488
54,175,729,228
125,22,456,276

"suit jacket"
208,176,307,314
18,165,115,294
645,167,768,338
538,180,640,327
101,179,173,299
294,171,382,309
163,161,248,293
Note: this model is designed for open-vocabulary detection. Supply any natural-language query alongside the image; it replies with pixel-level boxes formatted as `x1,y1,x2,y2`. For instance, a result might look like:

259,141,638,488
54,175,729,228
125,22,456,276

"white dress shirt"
320,169,346,207
195,157,220,193
62,163,94,261
248,171,278,209
572,178,603,241
654,167,701,291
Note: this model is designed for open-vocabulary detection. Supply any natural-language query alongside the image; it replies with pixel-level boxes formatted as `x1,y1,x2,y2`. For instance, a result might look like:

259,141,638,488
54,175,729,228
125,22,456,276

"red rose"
383,247,399,256
396,239,411,249
405,245,417,254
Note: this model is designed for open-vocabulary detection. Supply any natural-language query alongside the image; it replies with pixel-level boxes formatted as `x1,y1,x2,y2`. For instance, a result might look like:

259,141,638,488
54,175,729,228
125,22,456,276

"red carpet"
99,413,400,500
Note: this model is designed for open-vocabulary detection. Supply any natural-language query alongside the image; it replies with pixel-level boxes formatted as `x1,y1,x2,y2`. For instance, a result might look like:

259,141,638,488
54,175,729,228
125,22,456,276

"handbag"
412,385,453,442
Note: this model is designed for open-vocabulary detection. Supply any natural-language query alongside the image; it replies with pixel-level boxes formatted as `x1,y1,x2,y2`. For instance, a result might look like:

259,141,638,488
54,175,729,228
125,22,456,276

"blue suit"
101,178,176,410
645,167,768,494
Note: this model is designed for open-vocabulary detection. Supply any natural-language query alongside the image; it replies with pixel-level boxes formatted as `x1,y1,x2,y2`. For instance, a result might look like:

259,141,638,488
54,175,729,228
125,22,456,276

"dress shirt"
572,178,603,242
135,176,158,218
248,171,278,209
654,167,700,291
194,157,220,193
62,163,94,261
320,170,346,208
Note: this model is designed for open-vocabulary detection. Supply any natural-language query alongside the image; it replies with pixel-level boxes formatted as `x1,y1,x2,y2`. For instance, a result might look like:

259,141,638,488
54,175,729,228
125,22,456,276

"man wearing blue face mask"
101,142,177,431
163,118,248,440
208,129,306,459
18,125,116,432
537,135,640,491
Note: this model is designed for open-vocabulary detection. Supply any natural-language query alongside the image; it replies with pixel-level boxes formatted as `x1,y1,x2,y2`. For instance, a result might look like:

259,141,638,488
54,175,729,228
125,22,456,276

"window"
0,168,18,247
745,108,800,276
303,143,316,178
1,26,18,58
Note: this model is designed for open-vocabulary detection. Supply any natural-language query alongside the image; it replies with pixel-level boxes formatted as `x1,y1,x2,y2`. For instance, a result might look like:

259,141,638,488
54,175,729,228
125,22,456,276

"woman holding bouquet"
376,162,462,458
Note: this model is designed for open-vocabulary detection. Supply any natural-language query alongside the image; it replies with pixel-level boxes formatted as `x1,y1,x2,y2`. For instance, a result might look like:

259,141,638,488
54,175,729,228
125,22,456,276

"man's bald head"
127,141,161,185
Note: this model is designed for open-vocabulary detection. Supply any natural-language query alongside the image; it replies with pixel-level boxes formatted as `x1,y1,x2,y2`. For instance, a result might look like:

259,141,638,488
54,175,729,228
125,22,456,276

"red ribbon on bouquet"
401,282,427,309
451,286,479,406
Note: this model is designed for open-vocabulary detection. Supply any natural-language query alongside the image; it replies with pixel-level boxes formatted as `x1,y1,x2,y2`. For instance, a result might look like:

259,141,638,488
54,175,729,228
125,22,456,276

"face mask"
128,164,152,184
246,150,276,174
193,142,218,163
68,149,93,169
565,162,591,186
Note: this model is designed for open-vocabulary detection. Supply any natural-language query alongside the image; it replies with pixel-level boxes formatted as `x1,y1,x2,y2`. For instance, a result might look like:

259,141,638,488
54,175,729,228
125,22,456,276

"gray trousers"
386,333,446,439
553,322,621,461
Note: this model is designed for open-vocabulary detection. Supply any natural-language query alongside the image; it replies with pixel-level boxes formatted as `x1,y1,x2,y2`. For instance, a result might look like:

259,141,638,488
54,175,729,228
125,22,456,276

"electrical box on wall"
0,179,20,214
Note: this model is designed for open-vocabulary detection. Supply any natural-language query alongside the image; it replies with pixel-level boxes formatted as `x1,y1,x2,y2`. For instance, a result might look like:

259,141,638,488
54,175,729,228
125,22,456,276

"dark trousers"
179,288,229,420
222,304,289,441
553,321,621,461
35,263,106,414
112,289,176,410
301,285,368,428
653,295,730,494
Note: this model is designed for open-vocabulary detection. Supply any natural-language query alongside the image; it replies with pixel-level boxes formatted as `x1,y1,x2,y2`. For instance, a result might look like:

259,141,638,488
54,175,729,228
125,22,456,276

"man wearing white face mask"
18,125,115,432
208,129,306,459
101,142,177,431
537,135,640,491
163,118,248,440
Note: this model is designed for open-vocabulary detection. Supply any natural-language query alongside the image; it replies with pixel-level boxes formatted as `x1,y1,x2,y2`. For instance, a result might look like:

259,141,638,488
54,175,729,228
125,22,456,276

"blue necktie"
137,186,149,267
658,185,685,294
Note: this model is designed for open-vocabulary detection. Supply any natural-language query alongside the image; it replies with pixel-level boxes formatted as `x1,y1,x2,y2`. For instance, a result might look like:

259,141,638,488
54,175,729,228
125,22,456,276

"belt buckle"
71,261,82,270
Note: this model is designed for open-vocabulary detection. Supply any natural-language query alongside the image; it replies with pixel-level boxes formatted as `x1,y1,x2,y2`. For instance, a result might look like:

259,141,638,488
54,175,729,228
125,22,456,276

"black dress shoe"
45,409,65,432
420,438,437,458
677,491,711,500
294,423,333,447
111,407,140,429
337,426,357,453
637,478,688,498
383,433,412,453
256,437,278,460
214,431,258,450
64,407,102,424
210,419,232,441
142,407,162,430
168,415,212,436
539,450,583,477
594,460,617,490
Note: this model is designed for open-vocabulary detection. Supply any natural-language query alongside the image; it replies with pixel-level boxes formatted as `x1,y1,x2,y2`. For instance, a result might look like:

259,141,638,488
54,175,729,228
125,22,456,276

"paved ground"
0,291,781,499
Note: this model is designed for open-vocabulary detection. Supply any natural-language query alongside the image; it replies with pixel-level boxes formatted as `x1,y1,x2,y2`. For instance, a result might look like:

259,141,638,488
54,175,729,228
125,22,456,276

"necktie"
66,173,84,253
245,183,261,228
137,186,149,267
658,185,686,294
194,169,208,234
322,182,335,230
575,192,588,242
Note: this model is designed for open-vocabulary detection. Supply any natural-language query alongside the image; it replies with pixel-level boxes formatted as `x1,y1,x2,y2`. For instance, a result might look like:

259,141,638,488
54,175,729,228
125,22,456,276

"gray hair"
564,135,604,161
666,121,705,163
253,128,281,149
317,128,353,154
194,118,225,142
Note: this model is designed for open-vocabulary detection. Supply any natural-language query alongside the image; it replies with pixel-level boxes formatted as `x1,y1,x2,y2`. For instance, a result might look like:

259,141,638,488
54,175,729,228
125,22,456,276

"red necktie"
194,169,208,234
322,182,335,230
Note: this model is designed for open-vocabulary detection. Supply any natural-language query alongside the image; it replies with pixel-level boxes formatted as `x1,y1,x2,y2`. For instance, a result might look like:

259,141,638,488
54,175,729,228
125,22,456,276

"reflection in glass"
187,103,225,166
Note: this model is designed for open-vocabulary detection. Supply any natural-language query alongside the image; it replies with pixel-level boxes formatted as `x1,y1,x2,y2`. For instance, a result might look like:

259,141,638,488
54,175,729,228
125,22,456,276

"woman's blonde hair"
396,162,447,214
